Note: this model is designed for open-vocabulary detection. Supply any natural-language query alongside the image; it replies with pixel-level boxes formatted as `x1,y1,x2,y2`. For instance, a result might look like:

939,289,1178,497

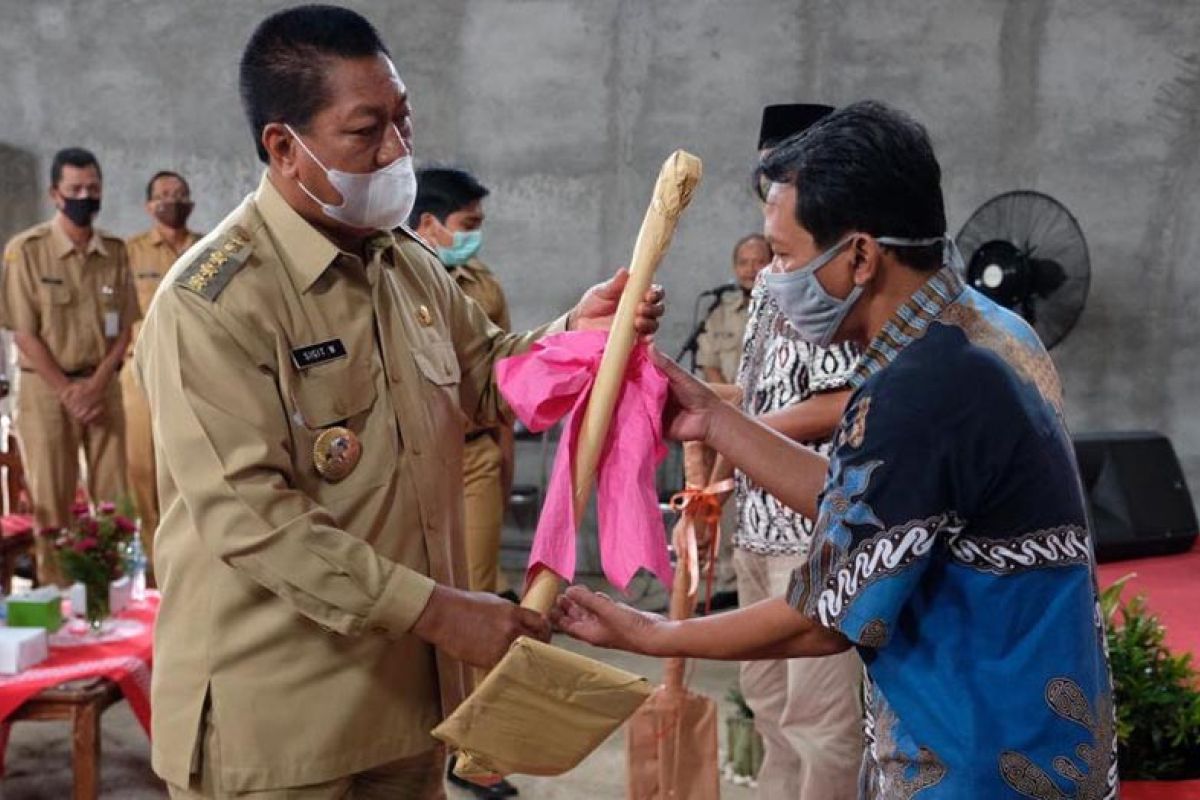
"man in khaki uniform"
123,170,202,574
411,167,514,603
694,233,773,610
2,147,139,586
695,233,772,384
135,8,662,799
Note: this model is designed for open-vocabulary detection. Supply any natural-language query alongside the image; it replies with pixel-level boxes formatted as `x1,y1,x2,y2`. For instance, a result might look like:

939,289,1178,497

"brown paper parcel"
433,150,703,784
432,637,652,776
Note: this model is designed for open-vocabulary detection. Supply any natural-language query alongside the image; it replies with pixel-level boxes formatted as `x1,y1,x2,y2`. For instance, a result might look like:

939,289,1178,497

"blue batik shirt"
787,267,1117,799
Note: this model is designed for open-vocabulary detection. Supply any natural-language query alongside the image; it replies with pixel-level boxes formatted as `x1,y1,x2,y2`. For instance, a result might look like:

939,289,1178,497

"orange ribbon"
669,480,733,608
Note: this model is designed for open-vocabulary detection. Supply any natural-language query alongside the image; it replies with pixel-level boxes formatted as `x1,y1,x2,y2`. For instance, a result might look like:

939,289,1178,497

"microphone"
699,282,737,297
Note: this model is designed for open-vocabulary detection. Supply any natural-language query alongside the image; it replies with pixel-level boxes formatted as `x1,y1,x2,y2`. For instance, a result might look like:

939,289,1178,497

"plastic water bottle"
126,535,148,602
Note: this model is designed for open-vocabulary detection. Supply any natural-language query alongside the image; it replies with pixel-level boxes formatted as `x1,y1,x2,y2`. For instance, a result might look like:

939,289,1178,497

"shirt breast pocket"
40,284,73,309
411,339,468,434
412,340,461,388
288,364,392,493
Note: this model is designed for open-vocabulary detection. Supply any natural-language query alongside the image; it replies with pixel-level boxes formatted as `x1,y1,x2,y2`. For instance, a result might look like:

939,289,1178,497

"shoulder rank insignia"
176,226,253,301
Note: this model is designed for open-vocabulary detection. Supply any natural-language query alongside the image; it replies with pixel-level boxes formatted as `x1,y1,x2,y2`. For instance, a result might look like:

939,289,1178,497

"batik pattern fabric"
787,267,1117,799
733,272,859,557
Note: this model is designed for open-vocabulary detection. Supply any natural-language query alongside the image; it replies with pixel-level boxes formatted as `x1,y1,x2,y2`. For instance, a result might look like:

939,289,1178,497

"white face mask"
286,124,416,231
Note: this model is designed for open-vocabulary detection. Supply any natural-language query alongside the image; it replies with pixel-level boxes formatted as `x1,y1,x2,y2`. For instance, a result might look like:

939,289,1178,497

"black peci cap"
757,103,835,150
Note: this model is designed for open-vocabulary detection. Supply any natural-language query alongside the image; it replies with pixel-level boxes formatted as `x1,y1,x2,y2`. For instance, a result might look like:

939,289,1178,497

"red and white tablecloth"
0,592,158,772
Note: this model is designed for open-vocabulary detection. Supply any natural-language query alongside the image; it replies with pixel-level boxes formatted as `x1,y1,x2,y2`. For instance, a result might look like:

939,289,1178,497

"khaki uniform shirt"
126,226,202,315
448,258,510,332
2,220,139,373
695,288,750,383
449,258,510,438
135,173,564,792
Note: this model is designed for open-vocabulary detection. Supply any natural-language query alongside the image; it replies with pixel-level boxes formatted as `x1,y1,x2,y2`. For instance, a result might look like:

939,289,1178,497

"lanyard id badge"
101,285,119,338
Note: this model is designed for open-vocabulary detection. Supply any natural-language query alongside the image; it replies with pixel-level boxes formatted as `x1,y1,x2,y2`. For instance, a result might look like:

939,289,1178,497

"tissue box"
0,627,49,674
6,587,63,632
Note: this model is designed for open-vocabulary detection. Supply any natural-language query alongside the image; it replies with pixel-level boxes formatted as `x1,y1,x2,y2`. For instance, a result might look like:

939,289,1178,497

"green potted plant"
723,685,764,786
1101,577,1200,798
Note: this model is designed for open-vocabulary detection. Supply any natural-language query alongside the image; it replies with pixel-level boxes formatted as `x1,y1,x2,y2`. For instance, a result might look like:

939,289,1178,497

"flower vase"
84,581,110,633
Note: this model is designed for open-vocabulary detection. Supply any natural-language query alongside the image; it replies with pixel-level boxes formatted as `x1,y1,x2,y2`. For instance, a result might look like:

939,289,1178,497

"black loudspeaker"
1073,431,1199,563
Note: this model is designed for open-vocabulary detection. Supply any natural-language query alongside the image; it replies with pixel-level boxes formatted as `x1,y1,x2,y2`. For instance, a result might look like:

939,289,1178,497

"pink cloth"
495,330,671,591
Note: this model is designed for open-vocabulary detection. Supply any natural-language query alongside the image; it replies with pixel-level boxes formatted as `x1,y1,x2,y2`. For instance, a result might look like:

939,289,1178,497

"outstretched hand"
549,585,668,656
571,268,665,339
650,349,725,444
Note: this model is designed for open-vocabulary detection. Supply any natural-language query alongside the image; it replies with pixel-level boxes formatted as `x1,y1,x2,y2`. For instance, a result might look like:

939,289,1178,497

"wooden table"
1,596,157,799
8,677,124,799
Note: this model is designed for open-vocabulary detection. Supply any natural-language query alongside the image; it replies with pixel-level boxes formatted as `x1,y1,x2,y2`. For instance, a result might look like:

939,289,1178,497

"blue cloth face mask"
764,234,948,347
437,229,483,267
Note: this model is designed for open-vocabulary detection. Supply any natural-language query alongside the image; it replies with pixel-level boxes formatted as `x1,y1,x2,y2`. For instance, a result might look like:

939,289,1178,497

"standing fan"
956,190,1090,349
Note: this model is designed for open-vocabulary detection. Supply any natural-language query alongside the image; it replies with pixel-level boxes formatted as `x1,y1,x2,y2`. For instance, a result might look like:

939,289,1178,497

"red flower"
73,536,99,553
113,515,137,535
71,502,90,517
97,501,116,515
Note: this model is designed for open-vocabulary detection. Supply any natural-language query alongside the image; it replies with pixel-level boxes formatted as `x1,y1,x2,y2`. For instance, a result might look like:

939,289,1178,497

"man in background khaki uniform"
695,233,772,384
2,147,139,586
411,167,515,606
123,170,202,576
694,232,773,610
136,8,662,799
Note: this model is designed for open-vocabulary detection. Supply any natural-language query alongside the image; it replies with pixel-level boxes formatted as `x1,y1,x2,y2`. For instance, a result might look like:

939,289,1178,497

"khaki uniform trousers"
462,432,505,594
734,548,863,800
120,364,158,569
15,371,126,586
168,712,446,800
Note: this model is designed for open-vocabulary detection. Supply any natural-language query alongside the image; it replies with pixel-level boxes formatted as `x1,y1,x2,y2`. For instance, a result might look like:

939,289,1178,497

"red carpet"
1096,540,1200,660
1096,542,1200,798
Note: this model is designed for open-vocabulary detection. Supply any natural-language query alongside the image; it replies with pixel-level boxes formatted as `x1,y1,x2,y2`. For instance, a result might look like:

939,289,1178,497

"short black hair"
756,100,946,271
408,167,490,227
239,5,391,163
732,233,770,264
145,170,191,202
50,148,101,188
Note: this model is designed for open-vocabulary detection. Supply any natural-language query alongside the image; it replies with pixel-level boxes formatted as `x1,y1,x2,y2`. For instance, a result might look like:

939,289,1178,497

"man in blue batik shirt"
552,101,1117,798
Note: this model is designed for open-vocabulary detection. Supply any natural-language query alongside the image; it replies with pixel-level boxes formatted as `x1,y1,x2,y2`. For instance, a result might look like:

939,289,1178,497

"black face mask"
153,200,194,230
61,196,101,227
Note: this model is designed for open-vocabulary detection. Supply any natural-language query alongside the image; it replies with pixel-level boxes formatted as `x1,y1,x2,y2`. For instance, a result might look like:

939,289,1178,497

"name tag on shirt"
291,339,347,370
104,311,120,338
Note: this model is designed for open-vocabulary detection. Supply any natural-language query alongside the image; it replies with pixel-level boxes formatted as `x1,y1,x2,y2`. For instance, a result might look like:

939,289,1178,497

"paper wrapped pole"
433,150,703,782
524,148,703,612
626,441,720,799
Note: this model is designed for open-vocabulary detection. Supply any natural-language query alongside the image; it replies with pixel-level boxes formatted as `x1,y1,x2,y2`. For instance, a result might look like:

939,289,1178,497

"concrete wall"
2,0,1199,500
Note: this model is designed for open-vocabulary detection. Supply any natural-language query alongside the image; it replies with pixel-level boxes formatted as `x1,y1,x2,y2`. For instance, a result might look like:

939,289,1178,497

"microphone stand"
676,291,725,371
